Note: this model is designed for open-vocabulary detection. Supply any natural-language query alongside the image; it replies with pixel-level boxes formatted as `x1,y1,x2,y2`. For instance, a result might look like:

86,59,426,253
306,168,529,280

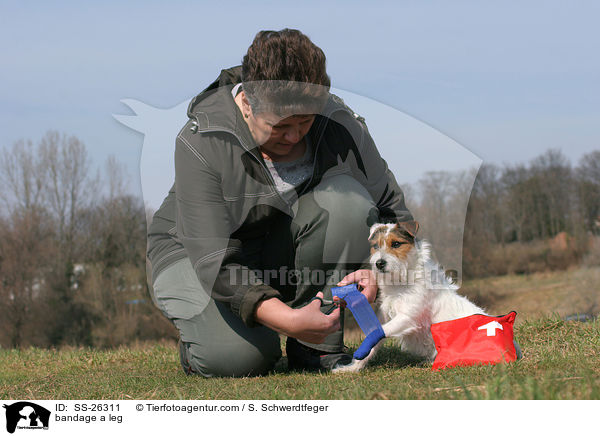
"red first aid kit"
430,311,518,371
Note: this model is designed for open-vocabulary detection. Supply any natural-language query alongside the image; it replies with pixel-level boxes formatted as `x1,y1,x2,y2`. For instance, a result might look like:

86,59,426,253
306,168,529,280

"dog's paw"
332,359,364,373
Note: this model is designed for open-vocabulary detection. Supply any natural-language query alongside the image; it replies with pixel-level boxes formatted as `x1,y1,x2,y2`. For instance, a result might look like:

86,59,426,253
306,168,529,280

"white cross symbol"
477,321,503,336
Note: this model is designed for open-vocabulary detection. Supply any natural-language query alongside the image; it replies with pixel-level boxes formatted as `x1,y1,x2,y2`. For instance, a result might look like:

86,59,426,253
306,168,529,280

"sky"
1,1,599,209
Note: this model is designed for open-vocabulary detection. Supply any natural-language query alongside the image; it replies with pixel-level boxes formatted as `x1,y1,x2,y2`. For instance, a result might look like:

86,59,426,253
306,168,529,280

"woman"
147,29,412,377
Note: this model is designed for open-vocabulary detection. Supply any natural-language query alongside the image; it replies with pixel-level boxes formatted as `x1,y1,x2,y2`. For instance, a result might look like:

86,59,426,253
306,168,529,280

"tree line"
0,131,175,348
404,149,600,279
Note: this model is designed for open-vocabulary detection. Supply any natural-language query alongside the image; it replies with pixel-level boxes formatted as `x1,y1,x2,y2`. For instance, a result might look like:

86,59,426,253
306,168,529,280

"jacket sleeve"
174,133,282,327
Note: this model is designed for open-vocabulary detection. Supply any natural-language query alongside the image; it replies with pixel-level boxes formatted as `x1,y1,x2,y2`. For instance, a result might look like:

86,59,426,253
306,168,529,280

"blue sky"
1,1,599,207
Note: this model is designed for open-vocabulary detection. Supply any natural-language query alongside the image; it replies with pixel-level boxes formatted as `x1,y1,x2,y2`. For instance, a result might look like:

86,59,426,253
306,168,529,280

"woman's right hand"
287,292,341,343
254,292,341,344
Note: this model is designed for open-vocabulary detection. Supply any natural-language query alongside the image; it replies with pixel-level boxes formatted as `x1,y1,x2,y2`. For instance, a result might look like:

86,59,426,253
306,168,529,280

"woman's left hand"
336,269,378,303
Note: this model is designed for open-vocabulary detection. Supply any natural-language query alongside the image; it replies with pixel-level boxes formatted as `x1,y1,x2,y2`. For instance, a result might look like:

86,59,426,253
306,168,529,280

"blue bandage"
331,284,385,360
354,329,386,360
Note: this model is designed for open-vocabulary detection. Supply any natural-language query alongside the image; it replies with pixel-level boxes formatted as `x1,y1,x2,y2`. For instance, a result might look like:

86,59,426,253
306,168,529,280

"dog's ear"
369,223,388,240
397,220,419,238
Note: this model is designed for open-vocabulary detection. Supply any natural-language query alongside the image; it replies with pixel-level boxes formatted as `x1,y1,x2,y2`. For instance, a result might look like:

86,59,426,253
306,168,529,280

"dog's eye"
372,244,379,250
391,241,404,248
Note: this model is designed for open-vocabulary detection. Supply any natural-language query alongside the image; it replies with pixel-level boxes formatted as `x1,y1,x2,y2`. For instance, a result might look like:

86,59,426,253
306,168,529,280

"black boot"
286,337,352,372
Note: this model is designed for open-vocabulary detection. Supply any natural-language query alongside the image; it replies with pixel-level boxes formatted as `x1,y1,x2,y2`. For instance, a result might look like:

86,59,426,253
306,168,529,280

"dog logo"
113,88,481,283
2,402,50,434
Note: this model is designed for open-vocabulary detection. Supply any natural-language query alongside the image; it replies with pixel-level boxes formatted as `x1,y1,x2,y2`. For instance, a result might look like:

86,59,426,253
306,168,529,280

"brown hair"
241,29,331,115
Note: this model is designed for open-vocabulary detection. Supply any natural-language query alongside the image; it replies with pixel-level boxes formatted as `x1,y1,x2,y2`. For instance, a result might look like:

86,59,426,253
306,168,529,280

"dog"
333,220,487,373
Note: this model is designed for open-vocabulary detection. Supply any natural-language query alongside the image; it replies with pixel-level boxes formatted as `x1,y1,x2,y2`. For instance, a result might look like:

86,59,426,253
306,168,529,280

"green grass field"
1,267,599,400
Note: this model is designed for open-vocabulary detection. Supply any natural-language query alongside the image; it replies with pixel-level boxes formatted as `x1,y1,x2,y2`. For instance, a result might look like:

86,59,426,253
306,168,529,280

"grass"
1,266,599,400
1,316,598,400
460,265,600,321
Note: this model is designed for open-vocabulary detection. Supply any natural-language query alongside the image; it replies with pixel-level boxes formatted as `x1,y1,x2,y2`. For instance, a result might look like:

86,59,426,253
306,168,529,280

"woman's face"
237,91,315,160
249,112,315,160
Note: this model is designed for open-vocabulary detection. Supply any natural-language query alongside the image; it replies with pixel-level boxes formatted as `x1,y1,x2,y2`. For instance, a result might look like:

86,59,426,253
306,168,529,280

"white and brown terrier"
333,220,487,373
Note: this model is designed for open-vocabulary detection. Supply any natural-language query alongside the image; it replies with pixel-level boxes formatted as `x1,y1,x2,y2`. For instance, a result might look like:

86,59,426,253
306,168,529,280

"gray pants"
152,175,376,377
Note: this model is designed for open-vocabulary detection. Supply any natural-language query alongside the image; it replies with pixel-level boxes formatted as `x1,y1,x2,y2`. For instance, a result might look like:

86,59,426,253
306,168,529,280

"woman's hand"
337,269,378,303
255,292,341,344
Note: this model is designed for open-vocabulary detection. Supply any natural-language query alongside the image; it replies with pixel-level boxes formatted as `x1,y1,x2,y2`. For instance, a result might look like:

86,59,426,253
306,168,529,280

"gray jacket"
147,66,412,326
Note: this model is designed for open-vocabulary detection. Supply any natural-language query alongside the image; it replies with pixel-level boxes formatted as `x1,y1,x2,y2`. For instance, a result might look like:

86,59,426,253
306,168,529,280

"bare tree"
530,149,573,238
0,208,55,347
0,132,101,346
0,139,46,215
577,151,600,233
405,168,479,283
0,139,54,346
105,154,128,201
0,132,176,347
39,131,98,263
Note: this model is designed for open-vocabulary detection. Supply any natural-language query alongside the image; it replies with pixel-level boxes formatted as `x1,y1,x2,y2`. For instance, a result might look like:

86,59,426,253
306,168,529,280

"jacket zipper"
192,106,346,207
297,107,344,197
193,127,291,213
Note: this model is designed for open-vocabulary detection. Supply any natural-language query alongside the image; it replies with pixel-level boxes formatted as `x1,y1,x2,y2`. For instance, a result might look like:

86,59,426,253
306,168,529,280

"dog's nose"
375,259,387,271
